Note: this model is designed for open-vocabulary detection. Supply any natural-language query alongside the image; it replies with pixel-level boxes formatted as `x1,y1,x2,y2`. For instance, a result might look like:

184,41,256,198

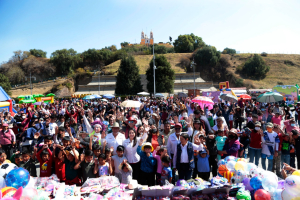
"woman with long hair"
146,124,165,150
122,128,146,181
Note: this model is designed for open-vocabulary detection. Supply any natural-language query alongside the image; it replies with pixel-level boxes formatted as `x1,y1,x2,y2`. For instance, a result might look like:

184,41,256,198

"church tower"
150,31,154,45
140,31,145,45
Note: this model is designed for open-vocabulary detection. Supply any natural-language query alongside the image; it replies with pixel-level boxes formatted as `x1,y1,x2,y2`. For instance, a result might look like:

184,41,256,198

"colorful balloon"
217,159,227,166
225,156,236,162
245,163,257,173
0,187,17,198
272,189,283,200
0,177,5,189
262,176,278,193
237,158,247,162
284,175,300,196
236,189,251,200
226,160,236,171
235,161,246,171
254,189,271,200
231,170,247,184
277,180,285,189
218,165,228,177
5,168,30,189
250,176,263,190
20,187,38,200
292,170,300,177
242,177,254,191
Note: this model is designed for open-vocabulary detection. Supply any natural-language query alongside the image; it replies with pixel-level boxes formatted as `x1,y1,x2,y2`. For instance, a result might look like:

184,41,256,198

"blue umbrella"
83,95,96,100
91,94,102,99
103,94,115,99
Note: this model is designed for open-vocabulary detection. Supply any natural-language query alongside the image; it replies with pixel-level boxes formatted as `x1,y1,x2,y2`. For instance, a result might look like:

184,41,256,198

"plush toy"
249,167,263,178
230,170,247,184
0,187,22,200
236,189,251,200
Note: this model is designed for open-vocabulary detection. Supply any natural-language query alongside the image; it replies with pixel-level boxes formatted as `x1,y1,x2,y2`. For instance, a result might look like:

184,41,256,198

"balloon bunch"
218,156,283,200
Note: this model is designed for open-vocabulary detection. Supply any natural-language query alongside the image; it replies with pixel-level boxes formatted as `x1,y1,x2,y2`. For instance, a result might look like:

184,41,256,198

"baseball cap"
175,123,182,128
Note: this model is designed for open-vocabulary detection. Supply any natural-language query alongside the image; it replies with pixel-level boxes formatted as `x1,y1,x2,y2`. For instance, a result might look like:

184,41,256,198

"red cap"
175,123,182,128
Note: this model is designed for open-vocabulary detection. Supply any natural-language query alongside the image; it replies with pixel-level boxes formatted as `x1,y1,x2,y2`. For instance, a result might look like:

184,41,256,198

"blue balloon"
250,176,263,191
5,168,30,189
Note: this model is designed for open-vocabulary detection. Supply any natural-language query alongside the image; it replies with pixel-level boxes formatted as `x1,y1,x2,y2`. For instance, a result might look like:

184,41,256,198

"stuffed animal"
231,170,247,184
0,187,22,200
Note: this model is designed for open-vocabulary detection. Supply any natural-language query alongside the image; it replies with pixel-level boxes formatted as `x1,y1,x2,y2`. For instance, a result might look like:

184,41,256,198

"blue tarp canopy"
0,86,11,101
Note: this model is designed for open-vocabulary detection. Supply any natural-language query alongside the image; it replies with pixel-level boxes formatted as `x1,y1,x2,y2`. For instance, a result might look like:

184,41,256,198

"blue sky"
1,0,300,63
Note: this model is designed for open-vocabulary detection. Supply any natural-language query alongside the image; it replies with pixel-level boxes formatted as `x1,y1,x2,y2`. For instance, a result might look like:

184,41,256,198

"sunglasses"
175,127,181,130
128,121,135,124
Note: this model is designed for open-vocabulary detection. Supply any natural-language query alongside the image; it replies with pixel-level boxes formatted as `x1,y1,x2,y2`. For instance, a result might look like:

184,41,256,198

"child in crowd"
160,156,172,185
153,146,168,185
63,146,80,185
94,154,112,177
137,140,157,186
111,145,127,182
53,144,66,182
74,150,97,182
216,130,227,161
92,144,102,159
281,133,293,166
118,160,133,184
229,111,234,129
19,150,37,177
197,150,210,181
35,144,53,177
13,154,23,166
239,128,250,158
0,150,11,165
247,112,253,123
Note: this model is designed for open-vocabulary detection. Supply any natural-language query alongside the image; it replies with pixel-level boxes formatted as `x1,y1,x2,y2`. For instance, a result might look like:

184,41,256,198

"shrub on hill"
239,54,269,79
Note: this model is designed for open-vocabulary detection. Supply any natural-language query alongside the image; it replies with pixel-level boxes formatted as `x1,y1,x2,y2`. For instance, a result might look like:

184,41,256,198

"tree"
0,73,11,95
222,47,236,54
173,34,205,53
6,66,25,85
29,49,47,58
50,49,82,75
22,55,55,76
146,54,175,94
115,56,143,95
120,42,129,48
169,36,172,43
194,46,221,68
82,49,113,67
150,44,167,54
11,50,30,62
241,54,270,79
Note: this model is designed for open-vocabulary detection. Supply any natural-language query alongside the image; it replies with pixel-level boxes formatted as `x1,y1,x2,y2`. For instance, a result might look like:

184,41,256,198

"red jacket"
37,148,53,177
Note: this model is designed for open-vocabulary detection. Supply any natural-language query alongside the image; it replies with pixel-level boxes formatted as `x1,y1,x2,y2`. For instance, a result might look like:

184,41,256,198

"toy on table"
5,168,30,189
236,189,251,200
0,187,22,200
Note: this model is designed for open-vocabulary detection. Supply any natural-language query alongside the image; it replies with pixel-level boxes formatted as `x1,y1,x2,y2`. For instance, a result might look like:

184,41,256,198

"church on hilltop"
140,31,153,46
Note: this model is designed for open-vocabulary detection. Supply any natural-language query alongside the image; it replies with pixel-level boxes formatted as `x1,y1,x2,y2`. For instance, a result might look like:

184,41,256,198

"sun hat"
111,122,120,128
229,128,238,135
69,149,79,157
2,123,8,127
182,112,188,118
141,142,154,152
266,122,274,128
255,121,261,127
200,150,207,154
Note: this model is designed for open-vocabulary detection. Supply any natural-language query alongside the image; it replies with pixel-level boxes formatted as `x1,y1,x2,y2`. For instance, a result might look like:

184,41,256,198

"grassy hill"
224,53,300,89
103,53,192,75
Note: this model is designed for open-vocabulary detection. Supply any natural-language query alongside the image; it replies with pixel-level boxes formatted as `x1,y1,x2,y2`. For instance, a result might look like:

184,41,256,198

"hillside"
103,53,192,75
224,53,300,89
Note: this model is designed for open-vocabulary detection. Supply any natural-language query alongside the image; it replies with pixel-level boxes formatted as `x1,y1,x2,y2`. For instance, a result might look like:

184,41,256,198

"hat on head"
141,142,153,152
229,128,238,135
2,123,8,127
175,123,182,128
69,149,79,157
111,122,120,128
182,112,188,118
236,106,240,109
200,150,207,154
39,118,44,121
255,121,261,127
126,117,137,124
266,122,274,128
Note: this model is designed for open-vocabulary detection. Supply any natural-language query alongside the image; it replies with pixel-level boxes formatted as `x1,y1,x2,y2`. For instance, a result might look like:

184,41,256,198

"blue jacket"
24,127,38,141
176,141,195,170
137,146,156,173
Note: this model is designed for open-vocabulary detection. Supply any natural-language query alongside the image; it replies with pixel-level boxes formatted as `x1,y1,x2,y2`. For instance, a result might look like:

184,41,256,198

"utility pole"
153,42,156,98
98,65,100,95
30,72,32,95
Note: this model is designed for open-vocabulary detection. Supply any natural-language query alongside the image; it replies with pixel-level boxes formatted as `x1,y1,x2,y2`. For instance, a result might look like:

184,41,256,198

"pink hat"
2,123,8,127
175,123,182,128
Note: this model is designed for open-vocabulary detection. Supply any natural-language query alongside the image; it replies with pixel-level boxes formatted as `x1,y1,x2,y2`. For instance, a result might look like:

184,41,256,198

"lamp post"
25,72,35,95
190,58,196,96
153,42,156,98
98,65,100,96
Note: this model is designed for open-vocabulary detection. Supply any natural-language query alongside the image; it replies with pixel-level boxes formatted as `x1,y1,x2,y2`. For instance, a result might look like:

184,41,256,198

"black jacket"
19,158,37,177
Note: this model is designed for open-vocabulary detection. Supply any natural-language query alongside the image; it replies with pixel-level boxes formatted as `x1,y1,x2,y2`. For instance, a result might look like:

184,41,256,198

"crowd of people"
0,96,299,186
